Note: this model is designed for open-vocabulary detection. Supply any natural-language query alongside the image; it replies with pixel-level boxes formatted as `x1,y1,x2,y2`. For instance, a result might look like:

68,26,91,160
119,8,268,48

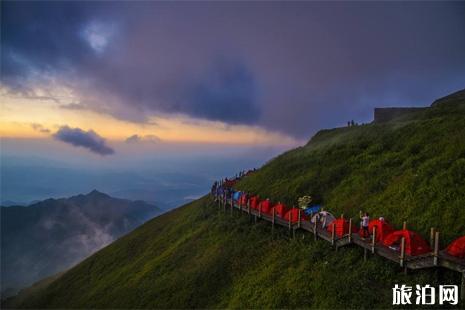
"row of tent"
229,191,465,259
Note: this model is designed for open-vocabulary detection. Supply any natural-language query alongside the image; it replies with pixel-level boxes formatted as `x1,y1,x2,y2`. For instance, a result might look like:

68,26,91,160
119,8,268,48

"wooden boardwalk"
215,196,465,302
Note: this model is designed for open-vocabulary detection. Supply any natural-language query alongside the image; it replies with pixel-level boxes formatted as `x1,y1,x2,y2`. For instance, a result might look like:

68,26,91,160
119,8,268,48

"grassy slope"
5,93,465,309
5,197,461,309
237,101,465,243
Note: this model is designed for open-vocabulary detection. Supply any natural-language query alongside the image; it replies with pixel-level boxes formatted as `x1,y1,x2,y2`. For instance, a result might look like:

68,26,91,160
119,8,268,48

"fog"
1,138,296,207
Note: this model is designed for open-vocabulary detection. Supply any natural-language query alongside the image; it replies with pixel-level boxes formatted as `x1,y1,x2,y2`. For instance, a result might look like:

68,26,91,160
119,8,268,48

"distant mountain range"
0,190,162,298
0,200,41,207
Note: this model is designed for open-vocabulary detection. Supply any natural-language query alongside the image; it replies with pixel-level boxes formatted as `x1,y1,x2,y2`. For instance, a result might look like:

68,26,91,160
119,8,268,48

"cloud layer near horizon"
125,134,161,144
53,126,114,155
2,1,465,139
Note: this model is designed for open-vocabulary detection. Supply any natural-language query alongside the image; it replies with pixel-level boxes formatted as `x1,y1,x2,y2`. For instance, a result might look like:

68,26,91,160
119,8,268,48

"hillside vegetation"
237,92,465,243
4,90,465,309
4,197,461,309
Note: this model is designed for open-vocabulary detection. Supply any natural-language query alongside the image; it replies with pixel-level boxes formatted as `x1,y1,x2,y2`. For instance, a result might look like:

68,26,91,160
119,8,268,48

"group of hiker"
211,169,257,199
347,120,358,127
211,179,233,198
237,169,256,178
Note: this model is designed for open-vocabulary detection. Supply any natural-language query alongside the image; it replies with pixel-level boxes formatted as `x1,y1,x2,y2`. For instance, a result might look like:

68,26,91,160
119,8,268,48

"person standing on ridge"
360,211,370,239
211,181,218,197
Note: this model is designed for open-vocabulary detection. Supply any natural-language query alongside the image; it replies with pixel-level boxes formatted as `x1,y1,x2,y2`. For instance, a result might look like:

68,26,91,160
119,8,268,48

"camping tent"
383,230,432,256
446,235,465,259
326,218,358,237
310,211,336,228
368,219,394,242
232,191,242,202
238,193,249,207
249,196,260,210
304,205,321,216
258,199,272,214
270,203,289,218
284,208,308,223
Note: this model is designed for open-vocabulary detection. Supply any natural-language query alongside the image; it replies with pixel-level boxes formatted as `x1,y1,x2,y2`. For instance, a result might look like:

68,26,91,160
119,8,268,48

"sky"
1,1,465,204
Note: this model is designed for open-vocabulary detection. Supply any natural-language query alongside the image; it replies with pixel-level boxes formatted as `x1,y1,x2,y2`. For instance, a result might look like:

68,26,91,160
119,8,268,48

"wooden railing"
213,194,465,303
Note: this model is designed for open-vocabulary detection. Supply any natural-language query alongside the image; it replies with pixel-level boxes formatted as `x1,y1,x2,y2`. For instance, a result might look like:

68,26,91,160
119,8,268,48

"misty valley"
1,191,161,298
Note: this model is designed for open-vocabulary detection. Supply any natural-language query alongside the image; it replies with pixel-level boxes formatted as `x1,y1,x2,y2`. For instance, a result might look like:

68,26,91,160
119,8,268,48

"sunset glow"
1,88,300,145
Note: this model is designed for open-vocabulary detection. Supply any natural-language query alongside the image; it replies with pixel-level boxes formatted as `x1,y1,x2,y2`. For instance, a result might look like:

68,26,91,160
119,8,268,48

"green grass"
237,103,465,243
4,197,461,309
4,93,465,309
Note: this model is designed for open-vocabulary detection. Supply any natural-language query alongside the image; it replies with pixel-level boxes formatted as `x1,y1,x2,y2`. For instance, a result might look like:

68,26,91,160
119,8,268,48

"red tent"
239,193,248,207
327,218,358,237
383,230,431,256
368,219,394,242
258,199,272,214
446,235,465,259
284,208,308,223
270,203,289,218
249,196,260,210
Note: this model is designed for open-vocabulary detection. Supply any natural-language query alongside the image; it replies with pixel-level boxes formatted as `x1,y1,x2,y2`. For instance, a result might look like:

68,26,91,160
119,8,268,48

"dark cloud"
2,1,465,138
125,134,161,144
165,60,260,124
1,2,93,84
31,123,50,134
53,126,114,155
